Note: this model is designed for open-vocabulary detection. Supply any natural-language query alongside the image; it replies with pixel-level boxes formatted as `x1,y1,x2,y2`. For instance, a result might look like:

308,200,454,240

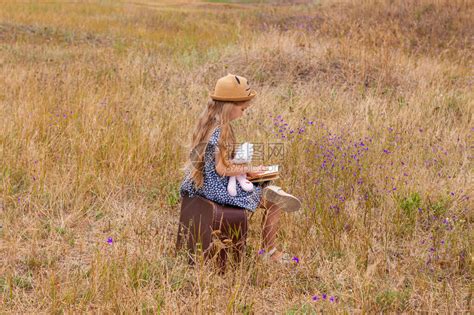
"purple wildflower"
322,293,327,300
383,149,391,154
258,249,265,255
329,296,335,302
292,256,299,263
312,295,319,301
107,237,113,244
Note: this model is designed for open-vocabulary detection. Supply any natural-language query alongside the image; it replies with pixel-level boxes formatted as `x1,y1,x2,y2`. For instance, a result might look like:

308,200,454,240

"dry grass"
0,0,472,313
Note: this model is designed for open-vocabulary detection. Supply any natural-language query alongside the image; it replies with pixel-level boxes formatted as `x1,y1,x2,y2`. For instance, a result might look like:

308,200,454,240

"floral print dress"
179,126,264,212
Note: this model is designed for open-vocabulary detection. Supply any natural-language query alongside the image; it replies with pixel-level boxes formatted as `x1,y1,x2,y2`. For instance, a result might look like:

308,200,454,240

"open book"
247,165,279,183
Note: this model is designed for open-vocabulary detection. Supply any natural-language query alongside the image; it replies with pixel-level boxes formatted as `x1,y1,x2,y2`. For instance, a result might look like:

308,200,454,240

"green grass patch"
375,289,410,312
394,192,422,237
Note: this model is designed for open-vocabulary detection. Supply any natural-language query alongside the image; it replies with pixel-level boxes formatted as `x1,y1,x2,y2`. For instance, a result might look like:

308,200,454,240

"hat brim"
210,90,257,102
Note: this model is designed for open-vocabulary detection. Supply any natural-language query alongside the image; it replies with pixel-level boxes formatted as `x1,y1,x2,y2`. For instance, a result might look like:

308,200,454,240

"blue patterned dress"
179,126,264,212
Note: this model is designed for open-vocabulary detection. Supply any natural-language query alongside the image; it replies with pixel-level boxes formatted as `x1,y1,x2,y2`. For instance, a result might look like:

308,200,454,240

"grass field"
0,0,472,312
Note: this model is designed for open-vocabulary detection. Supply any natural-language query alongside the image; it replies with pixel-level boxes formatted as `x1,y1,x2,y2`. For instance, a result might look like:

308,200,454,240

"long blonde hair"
182,99,245,189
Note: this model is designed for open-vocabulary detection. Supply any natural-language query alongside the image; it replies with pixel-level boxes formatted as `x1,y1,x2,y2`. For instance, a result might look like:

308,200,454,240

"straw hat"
210,73,257,101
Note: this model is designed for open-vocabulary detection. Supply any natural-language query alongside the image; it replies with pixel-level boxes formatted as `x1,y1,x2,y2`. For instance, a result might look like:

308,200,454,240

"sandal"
259,248,293,264
262,185,301,212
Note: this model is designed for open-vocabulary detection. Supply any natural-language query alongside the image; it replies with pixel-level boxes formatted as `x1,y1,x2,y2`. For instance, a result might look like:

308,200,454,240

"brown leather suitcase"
176,194,248,271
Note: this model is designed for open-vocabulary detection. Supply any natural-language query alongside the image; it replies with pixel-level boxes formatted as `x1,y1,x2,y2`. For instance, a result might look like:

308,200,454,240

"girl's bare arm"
215,150,263,177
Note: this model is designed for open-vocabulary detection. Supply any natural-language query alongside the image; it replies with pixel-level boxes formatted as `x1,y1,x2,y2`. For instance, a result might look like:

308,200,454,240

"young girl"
179,73,301,263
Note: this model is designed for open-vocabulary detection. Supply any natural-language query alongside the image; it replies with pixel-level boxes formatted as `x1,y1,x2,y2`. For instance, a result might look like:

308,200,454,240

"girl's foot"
259,248,292,264
262,185,301,212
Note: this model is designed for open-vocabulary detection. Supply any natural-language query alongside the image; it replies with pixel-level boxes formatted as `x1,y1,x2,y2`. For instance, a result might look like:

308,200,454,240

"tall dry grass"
0,0,472,312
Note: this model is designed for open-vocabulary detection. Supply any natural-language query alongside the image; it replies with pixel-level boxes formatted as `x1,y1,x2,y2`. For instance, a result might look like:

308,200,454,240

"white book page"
267,164,279,173
250,164,279,175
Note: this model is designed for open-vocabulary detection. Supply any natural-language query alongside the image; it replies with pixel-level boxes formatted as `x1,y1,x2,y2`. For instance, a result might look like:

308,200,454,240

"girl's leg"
258,197,285,261
260,200,282,250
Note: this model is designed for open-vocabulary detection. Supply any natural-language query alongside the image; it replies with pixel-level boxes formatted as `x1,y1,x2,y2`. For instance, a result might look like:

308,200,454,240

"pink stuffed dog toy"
227,142,254,196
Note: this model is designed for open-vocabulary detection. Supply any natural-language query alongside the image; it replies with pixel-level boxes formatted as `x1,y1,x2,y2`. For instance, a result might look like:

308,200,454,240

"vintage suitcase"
176,194,248,271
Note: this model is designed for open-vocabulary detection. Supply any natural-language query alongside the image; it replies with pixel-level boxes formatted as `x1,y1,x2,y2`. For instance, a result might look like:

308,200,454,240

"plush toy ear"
235,76,240,84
